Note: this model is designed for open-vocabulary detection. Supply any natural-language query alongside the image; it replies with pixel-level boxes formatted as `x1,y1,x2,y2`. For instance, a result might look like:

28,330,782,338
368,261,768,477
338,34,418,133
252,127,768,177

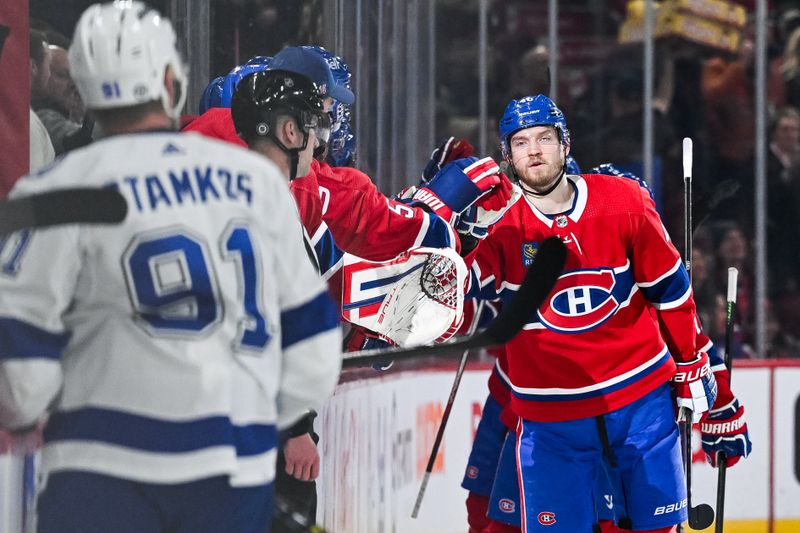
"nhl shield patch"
522,241,539,268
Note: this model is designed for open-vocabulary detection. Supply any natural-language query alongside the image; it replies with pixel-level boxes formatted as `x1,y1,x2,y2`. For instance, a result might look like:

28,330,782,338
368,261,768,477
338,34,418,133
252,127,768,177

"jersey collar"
524,174,588,228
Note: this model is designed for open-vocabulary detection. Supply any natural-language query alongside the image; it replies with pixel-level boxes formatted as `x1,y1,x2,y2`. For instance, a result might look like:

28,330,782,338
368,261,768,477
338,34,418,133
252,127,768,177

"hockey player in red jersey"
452,94,751,532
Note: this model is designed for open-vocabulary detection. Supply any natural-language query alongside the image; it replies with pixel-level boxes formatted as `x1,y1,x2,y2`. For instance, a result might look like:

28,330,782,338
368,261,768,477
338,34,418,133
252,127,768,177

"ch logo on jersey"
521,241,539,268
499,499,516,513
537,511,557,525
466,466,479,479
538,268,620,333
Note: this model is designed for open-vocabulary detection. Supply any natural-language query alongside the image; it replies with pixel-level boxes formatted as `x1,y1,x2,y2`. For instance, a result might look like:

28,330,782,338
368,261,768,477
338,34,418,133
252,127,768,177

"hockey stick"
714,267,739,533
411,301,485,519
342,236,567,369
0,188,128,235
679,137,715,531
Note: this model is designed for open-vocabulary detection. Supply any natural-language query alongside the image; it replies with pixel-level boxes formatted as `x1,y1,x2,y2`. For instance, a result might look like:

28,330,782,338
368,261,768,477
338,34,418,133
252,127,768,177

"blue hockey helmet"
198,56,272,114
199,75,225,114
302,45,356,167
221,56,272,108
499,94,570,158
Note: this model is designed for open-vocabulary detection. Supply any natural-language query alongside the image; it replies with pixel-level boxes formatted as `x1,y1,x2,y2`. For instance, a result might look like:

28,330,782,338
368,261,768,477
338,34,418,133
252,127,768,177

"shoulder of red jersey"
181,108,246,148
316,162,376,190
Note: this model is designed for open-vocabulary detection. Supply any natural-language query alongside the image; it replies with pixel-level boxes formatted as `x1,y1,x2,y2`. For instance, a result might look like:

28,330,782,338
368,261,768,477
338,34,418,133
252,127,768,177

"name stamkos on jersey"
654,498,687,516
537,267,622,333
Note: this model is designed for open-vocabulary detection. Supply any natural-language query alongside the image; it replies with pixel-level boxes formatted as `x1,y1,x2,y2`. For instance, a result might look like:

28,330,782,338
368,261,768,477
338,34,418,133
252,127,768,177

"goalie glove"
421,136,476,185
455,176,520,240
671,351,717,424
412,157,503,224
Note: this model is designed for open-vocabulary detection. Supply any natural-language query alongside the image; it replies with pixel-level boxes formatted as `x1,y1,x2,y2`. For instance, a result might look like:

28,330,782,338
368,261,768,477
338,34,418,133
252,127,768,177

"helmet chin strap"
266,124,310,181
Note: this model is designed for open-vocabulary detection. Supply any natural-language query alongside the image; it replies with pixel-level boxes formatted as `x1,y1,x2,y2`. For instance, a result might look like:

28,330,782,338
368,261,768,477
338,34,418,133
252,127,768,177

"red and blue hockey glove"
671,351,717,423
456,175,520,240
421,136,475,186
412,156,503,223
700,398,751,467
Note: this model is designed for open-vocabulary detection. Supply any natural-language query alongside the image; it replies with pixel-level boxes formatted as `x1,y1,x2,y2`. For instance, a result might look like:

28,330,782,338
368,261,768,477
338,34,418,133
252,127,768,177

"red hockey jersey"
469,173,698,422
312,160,457,260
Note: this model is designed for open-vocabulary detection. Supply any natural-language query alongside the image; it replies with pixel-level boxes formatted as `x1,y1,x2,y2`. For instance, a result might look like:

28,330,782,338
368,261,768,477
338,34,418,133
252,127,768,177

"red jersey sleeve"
629,189,698,362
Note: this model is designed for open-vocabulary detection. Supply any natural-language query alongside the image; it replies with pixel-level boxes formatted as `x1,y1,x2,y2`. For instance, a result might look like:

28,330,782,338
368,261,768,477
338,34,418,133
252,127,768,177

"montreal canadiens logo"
538,511,557,525
499,499,515,513
466,466,479,479
538,268,620,333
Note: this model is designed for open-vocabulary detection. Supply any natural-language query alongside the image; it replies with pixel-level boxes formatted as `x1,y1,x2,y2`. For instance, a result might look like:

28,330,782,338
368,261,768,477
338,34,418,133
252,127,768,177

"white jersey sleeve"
0,132,341,487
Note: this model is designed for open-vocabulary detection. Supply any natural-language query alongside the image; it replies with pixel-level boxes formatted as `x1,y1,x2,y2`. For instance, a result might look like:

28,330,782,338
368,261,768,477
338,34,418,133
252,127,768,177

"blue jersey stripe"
0,317,70,361
420,213,455,248
281,291,340,349
44,407,277,456
313,229,344,276
511,350,672,403
640,267,690,305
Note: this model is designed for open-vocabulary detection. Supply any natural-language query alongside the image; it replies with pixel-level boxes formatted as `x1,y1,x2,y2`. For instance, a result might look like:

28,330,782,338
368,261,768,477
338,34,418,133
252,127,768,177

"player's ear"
281,116,299,147
563,141,570,158
164,66,176,107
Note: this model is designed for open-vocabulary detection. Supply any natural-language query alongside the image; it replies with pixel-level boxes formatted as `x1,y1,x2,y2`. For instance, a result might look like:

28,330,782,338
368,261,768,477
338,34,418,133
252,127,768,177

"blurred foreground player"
0,3,341,532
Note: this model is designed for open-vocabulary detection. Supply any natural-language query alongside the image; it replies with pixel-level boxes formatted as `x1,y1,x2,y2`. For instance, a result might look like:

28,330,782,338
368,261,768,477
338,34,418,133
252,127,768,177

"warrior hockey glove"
421,136,475,186
672,351,717,423
456,176,520,240
701,398,751,467
412,157,503,224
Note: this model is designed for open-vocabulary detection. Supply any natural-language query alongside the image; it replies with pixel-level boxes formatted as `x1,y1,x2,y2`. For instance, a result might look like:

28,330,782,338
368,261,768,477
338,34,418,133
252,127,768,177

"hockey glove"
671,351,717,423
701,398,751,467
456,177,520,240
412,157,503,224
421,137,476,186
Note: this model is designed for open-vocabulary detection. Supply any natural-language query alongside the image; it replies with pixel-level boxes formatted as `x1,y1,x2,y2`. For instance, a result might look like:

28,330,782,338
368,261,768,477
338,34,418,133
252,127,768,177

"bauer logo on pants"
537,511,556,525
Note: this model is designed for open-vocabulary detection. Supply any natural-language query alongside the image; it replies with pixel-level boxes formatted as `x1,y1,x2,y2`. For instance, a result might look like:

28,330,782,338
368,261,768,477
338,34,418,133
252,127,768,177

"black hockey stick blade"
0,188,128,235
342,236,567,368
689,502,715,530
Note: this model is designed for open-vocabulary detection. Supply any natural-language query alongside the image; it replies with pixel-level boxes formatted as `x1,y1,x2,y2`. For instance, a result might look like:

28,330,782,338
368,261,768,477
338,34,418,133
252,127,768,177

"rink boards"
317,359,800,533
1,360,799,532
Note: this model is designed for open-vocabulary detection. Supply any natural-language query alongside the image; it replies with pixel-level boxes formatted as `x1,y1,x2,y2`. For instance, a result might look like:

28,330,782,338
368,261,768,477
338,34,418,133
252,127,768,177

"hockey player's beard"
514,154,566,196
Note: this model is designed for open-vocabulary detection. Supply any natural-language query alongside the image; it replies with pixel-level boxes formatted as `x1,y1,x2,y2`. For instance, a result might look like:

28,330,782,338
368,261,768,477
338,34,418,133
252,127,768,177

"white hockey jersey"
0,131,342,488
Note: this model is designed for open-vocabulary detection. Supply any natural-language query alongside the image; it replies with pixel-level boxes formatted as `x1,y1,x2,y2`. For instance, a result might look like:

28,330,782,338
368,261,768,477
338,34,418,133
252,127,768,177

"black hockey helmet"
232,69,326,178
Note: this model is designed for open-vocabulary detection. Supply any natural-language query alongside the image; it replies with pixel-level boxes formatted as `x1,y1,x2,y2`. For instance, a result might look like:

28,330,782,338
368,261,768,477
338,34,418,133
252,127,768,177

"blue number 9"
124,225,270,351
124,231,219,334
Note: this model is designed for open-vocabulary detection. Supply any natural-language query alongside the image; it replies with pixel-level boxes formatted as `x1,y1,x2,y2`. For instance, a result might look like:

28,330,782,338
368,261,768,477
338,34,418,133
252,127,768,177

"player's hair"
90,101,163,129
29,30,48,63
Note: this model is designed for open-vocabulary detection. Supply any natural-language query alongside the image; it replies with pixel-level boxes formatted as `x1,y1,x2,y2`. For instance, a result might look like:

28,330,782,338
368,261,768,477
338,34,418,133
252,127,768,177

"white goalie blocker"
341,247,467,347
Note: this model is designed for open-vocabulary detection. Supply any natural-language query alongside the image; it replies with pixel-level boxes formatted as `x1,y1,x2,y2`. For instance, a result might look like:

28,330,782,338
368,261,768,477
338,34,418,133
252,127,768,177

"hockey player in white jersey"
0,2,341,532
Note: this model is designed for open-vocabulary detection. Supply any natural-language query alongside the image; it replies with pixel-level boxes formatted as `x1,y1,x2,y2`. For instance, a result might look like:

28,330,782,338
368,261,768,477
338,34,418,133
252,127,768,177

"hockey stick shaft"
683,137,693,278
680,137,715,530
342,237,567,368
411,301,485,518
411,346,471,519
0,188,128,235
715,267,739,533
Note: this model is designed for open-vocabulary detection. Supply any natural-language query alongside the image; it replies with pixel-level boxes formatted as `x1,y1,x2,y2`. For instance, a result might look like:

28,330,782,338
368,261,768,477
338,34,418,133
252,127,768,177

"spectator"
713,222,755,353
781,28,800,110
765,107,800,292
35,45,83,155
29,29,54,171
